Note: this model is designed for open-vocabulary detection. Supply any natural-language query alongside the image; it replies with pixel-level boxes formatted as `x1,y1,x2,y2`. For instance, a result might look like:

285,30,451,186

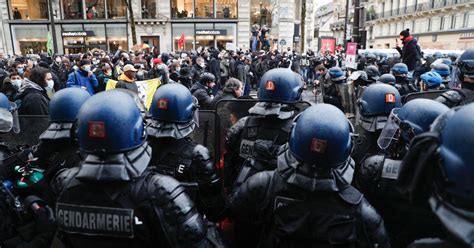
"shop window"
84,24,107,52
142,0,157,18
14,25,48,54
216,0,237,18
250,0,272,28
63,0,84,19
107,0,127,19
171,0,194,18
195,0,213,18
196,23,214,47
172,24,195,50
85,0,106,19
11,0,48,20
215,23,235,50
62,24,85,54
107,24,128,52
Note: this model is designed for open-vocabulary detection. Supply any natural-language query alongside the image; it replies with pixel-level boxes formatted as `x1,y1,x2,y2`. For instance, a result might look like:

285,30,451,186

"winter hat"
400,29,410,38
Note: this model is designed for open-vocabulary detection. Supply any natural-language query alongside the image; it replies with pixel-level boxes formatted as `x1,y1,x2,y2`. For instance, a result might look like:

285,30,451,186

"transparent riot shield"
403,90,446,104
190,110,218,164
336,81,357,119
2,115,50,146
214,99,311,175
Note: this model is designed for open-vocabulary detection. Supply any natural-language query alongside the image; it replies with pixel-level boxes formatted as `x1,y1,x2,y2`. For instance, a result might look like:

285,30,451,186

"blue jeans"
251,36,258,52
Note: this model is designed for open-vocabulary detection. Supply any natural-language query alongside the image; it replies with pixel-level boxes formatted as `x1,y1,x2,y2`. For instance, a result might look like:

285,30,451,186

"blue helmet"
358,84,402,117
49,88,91,123
431,63,450,77
432,52,443,59
0,93,11,111
441,58,452,67
289,104,352,168
392,63,408,76
376,73,396,86
377,99,449,149
258,68,302,104
76,90,145,153
150,83,195,123
420,71,443,89
328,67,346,82
431,103,474,242
456,48,474,81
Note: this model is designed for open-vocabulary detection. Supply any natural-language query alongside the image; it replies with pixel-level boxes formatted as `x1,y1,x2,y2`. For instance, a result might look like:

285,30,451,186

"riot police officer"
431,63,451,87
323,66,346,111
352,83,402,166
33,88,90,184
365,65,380,84
399,103,474,247
225,68,302,191
436,47,474,107
147,83,226,222
419,71,443,91
51,90,221,247
392,62,417,95
230,104,390,247
377,73,397,86
356,99,450,247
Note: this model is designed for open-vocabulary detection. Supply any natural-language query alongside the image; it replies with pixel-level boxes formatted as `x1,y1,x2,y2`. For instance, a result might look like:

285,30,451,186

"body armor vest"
151,138,199,200
56,170,162,248
260,172,368,248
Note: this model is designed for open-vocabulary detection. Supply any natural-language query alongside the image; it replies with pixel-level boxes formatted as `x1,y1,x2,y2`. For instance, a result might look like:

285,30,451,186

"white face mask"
200,62,206,68
11,79,22,89
83,65,92,72
46,80,54,90
55,57,61,63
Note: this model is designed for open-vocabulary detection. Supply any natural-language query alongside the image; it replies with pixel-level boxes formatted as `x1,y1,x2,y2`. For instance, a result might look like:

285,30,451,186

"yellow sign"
106,78,161,109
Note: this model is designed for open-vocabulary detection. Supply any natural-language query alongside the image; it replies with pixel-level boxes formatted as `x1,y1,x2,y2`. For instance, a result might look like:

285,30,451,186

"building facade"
0,0,316,55
366,0,474,50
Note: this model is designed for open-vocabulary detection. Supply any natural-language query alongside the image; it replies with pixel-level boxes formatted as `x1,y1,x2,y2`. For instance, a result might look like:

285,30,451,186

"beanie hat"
400,29,410,38
153,58,163,65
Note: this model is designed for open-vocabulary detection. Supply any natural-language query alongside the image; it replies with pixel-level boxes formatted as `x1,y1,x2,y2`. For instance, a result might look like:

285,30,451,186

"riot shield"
2,115,50,146
190,110,218,164
214,99,311,165
336,81,357,118
403,90,446,104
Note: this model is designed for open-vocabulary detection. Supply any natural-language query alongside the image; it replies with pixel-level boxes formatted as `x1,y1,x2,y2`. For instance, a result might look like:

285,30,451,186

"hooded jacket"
15,78,50,115
396,36,420,71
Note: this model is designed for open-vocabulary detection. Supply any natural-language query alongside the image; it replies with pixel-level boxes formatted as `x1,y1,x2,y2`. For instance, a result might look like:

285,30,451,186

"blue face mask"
17,68,24,75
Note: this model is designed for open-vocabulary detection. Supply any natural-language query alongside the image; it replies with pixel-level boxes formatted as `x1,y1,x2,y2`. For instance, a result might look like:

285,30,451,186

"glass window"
11,0,48,20
195,0,214,18
250,0,272,28
62,24,85,54
85,0,106,19
216,0,237,18
14,25,48,54
142,0,157,18
107,24,128,52
172,24,195,50
84,24,107,52
107,0,127,19
63,0,84,19
196,23,214,47
171,0,194,18
215,23,236,50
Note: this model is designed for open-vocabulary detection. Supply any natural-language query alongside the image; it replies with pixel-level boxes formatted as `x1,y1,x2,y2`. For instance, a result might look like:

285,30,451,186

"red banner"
177,32,185,50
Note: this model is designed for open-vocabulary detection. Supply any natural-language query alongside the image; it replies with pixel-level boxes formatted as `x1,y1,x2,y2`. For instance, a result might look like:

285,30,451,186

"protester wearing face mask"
168,63,181,83
135,64,148,81
12,61,25,76
2,71,22,101
66,59,98,95
193,57,206,82
96,63,113,92
115,64,139,93
15,67,51,115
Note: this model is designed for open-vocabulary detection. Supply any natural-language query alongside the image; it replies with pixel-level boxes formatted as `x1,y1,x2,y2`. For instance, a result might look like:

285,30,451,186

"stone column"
237,0,250,50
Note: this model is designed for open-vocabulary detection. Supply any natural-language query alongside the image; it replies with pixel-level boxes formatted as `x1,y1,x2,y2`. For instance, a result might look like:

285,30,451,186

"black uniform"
148,137,226,222
225,113,293,191
52,143,220,248
230,147,390,248
355,154,446,247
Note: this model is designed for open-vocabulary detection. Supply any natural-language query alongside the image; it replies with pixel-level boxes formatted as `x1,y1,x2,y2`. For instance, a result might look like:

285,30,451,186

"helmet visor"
0,108,13,133
377,108,401,150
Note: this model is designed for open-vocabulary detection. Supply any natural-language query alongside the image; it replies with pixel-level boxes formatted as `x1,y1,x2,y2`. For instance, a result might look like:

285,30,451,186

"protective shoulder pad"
338,186,363,205
436,90,463,108
358,154,385,182
51,167,80,196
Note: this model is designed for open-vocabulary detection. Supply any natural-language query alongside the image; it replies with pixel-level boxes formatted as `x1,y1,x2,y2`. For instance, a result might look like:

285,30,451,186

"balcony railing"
368,0,472,21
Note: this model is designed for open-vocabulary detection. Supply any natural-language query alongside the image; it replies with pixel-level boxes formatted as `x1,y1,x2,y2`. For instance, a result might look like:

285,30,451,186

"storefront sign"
195,29,227,35
460,33,474,40
61,31,95,37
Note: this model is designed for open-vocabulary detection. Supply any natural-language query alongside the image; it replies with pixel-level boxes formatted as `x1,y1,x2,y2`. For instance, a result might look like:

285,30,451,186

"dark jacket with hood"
396,36,420,71
15,78,50,115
